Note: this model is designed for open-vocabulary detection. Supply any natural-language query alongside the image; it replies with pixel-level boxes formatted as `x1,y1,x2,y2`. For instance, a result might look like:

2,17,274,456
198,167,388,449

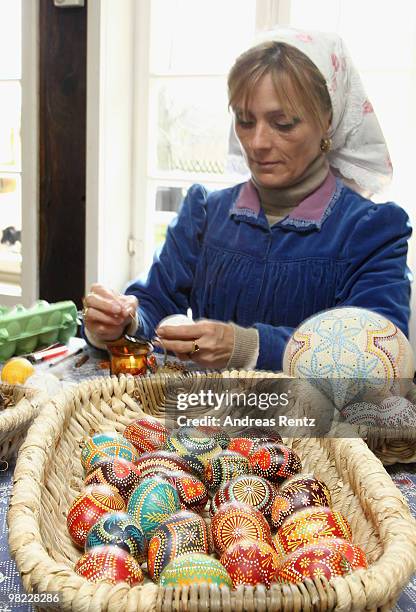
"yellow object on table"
1,357,35,384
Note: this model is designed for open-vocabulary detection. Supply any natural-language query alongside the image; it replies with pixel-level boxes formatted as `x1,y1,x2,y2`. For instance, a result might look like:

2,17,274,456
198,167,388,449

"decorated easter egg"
179,453,205,478
67,485,126,548
249,443,302,484
147,510,209,582
127,477,181,540
228,436,282,458
344,396,416,427
196,425,230,449
135,451,197,477
123,417,169,454
84,457,142,502
271,474,332,529
159,553,232,588
164,426,222,466
220,538,281,587
204,451,251,494
274,543,352,584
283,307,415,409
210,475,276,519
144,470,208,513
74,545,144,585
210,501,272,554
85,512,147,563
272,507,352,556
323,538,367,569
80,433,139,473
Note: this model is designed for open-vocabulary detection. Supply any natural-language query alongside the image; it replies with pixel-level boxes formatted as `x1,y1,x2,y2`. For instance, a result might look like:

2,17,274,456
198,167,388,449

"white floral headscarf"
229,27,392,195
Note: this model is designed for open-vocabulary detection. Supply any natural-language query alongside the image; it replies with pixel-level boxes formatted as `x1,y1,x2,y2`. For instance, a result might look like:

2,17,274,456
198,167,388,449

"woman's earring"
320,138,332,153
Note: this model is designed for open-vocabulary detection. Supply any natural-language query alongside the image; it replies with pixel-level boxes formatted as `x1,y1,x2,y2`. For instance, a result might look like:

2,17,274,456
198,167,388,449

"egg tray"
0,300,78,361
7,372,416,612
0,383,46,460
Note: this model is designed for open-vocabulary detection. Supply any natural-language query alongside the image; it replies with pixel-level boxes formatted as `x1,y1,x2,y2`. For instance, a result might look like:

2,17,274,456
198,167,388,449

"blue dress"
126,177,412,371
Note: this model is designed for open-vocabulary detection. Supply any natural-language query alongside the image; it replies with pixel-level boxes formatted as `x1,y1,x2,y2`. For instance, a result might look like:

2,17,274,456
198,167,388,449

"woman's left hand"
155,320,234,369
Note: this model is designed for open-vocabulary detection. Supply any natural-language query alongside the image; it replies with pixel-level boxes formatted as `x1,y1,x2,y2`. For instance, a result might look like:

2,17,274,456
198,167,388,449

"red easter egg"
84,457,142,502
210,501,272,555
74,545,144,585
67,485,126,548
249,443,302,484
274,543,352,584
324,538,367,570
228,433,282,458
273,507,352,557
124,418,168,454
271,475,331,529
220,538,281,588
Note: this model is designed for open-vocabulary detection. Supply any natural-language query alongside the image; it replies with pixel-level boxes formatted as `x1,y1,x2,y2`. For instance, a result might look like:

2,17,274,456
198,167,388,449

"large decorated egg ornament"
67,485,126,548
283,307,415,408
249,443,302,485
210,475,276,519
84,457,142,502
210,502,272,554
159,553,232,588
74,546,144,585
127,477,181,540
124,417,168,454
85,512,147,563
80,433,139,473
147,510,209,581
220,539,281,588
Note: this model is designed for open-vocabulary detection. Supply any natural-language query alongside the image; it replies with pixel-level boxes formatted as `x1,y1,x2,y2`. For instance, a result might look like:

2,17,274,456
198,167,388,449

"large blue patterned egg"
147,510,209,582
85,512,147,563
80,432,139,474
283,306,415,408
127,477,181,540
164,426,222,466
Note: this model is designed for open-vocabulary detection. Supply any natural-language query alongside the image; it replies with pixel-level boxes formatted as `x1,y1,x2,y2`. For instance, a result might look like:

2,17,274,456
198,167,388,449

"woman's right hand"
83,283,138,342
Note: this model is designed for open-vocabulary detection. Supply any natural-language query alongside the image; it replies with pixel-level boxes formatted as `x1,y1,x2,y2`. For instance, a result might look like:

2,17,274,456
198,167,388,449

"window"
0,1,22,296
0,0,37,306
133,0,258,274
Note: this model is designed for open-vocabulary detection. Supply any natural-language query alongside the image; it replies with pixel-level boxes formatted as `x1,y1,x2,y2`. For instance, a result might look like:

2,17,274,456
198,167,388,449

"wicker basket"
8,373,416,612
364,384,416,465
0,382,46,460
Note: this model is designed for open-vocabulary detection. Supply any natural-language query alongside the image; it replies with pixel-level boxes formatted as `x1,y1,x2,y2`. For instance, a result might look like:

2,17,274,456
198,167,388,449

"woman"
83,29,411,372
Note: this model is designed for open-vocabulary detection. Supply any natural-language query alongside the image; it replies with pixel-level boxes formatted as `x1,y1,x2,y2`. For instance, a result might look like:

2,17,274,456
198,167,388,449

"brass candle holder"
106,335,156,376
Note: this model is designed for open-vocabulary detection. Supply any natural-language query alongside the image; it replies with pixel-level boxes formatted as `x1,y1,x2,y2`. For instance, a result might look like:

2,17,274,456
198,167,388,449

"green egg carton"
0,300,78,361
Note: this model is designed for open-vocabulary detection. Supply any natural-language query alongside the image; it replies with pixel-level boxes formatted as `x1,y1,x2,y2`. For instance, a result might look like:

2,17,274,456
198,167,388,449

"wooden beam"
39,0,87,308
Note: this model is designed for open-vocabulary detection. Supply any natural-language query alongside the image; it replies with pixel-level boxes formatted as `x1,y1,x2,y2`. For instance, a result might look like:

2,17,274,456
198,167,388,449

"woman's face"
234,72,328,188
